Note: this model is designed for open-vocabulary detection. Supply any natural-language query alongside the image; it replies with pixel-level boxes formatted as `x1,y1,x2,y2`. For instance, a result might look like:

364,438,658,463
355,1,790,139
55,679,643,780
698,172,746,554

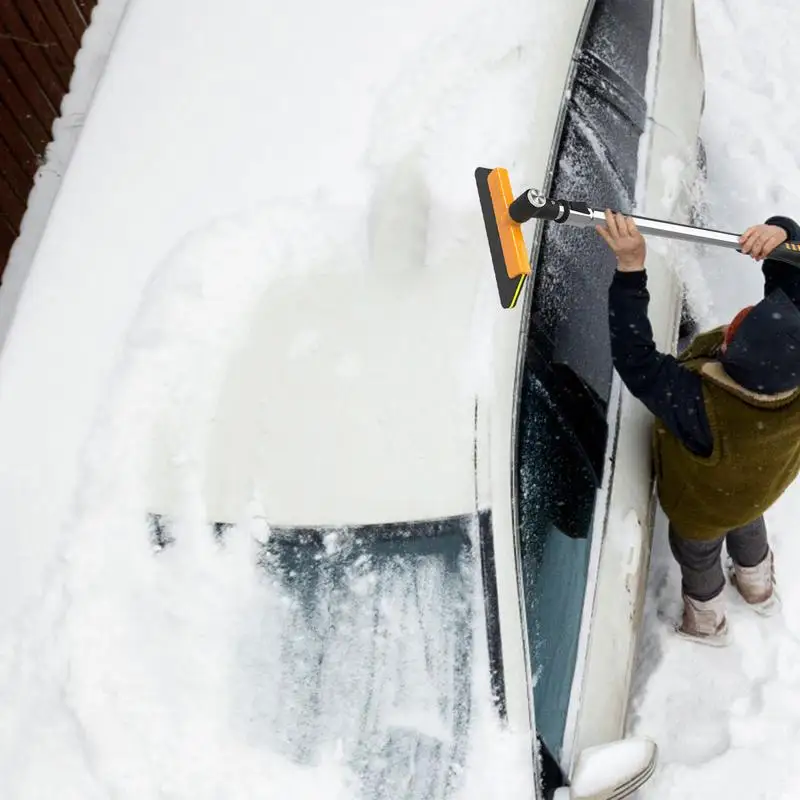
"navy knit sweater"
608,216,800,457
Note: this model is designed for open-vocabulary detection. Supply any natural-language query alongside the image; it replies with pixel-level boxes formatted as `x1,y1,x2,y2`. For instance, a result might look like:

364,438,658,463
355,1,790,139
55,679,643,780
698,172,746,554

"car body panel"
147,0,593,537
570,0,705,762
474,0,594,759
513,0,658,773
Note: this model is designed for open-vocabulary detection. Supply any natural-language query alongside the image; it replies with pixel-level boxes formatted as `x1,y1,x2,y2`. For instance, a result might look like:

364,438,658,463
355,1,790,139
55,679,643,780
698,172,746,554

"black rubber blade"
475,167,528,309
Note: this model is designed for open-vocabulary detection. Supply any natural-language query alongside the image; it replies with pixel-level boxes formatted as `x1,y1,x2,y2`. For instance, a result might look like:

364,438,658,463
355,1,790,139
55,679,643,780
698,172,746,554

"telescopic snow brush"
475,166,800,309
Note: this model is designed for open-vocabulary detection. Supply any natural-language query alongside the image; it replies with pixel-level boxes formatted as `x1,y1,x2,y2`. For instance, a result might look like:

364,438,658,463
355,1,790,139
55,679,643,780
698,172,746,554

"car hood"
149,265,485,527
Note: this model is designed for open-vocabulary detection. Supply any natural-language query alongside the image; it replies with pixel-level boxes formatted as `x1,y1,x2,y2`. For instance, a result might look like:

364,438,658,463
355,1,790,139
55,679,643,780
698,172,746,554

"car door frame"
509,0,681,778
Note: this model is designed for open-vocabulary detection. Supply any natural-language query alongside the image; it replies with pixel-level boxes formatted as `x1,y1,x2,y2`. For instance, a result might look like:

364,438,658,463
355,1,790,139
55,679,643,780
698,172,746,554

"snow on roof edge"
0,0,131,352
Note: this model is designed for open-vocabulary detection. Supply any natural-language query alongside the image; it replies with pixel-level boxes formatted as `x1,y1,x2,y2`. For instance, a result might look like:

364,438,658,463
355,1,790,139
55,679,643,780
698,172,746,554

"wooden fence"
0,0,97,274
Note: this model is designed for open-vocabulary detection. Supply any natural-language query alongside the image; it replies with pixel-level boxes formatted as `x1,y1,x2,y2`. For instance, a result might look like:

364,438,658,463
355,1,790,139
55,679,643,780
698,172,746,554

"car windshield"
228,512,497,800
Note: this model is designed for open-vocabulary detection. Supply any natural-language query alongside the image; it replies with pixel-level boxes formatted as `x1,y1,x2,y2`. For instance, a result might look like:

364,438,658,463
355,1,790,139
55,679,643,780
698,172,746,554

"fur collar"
700,360,800,406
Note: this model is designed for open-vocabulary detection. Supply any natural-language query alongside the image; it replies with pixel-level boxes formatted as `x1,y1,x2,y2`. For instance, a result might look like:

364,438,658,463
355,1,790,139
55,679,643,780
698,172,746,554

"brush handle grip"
763,241,800,269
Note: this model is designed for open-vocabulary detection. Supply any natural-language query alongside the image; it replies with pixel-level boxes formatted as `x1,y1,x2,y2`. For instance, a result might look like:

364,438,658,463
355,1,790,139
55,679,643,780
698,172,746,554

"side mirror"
551,737,657,800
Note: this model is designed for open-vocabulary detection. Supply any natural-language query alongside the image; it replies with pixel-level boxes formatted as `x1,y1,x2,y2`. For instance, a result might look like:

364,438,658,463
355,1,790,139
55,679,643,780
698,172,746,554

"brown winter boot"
731,549,781,616
675,592,731,647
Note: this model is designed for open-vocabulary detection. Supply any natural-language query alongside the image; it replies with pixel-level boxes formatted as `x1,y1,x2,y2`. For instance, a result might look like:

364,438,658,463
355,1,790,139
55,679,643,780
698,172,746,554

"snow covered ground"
628,1,800,798
1,0,799,797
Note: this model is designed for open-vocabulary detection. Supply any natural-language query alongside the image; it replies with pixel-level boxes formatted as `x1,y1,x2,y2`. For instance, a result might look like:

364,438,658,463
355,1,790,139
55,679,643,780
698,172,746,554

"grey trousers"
669,516,769,602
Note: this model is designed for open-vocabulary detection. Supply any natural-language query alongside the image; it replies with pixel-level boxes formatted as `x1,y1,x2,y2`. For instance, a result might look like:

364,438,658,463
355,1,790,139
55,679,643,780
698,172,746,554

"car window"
518,354,599,762
518,0,654,767
530,0,653,404
150,511,499,800
261,519,473,799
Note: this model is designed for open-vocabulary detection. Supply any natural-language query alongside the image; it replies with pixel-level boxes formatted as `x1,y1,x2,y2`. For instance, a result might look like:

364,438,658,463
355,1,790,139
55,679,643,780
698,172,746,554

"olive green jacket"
654,327,800,540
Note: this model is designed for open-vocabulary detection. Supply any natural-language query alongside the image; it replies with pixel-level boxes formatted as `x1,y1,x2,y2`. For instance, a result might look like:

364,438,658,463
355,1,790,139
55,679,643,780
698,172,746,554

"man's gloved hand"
595,210,646,272
739,224,788,261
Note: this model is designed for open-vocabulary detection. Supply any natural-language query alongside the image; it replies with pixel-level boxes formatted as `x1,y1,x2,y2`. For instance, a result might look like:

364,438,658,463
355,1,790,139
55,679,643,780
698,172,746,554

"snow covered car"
0,0,703,798
147,2,704,799
145,2,703,798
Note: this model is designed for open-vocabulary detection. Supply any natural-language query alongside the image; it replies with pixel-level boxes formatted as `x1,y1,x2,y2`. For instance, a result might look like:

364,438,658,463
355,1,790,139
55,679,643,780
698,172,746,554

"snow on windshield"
257,521,474,798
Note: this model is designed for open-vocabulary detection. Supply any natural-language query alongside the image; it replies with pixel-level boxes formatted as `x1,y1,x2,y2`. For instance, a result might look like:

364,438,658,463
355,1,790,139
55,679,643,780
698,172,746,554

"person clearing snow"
597,210,800,646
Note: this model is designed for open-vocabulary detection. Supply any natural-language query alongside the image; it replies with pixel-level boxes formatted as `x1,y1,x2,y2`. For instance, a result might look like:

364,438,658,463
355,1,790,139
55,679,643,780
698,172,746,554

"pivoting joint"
508,188,569,224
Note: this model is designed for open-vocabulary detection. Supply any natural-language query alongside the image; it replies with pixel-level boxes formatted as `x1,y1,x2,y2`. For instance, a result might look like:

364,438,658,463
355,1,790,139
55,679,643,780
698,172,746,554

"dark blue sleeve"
608,270,713,458
763,215,800,308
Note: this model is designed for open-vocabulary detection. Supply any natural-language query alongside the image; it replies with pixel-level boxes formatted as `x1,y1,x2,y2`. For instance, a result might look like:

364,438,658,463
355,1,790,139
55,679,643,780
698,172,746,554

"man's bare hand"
739,224,787,261
596,210,646,272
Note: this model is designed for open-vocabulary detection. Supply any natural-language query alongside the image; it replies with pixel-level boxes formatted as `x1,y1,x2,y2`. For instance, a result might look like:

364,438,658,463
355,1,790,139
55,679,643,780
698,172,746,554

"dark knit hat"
721,288,800,393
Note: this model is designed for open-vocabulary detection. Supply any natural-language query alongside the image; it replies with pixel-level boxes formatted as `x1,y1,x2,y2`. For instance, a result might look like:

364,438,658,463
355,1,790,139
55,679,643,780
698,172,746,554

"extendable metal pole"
554,203,742,249
510,189,741,247
507,188,800,267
